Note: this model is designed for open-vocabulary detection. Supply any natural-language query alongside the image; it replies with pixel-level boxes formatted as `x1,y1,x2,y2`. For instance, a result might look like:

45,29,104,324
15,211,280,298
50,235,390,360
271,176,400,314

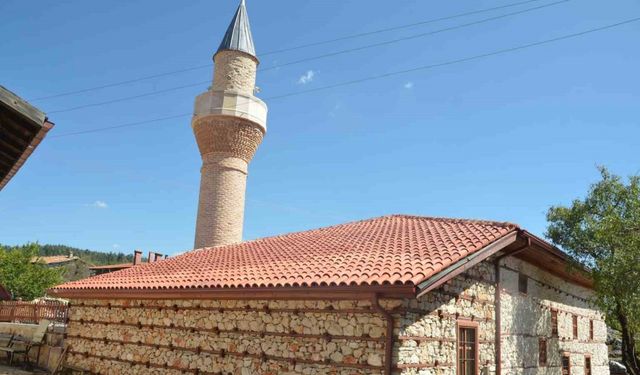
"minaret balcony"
193,89,267,132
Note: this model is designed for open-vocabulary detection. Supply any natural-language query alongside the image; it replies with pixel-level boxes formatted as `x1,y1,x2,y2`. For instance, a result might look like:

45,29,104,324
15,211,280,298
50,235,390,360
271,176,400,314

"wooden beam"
0,124,31,149
0,147,19,162
49,284,417,300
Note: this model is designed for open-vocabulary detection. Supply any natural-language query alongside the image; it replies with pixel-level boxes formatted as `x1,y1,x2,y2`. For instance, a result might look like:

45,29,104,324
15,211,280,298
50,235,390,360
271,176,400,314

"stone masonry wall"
212,51,257,95
65,298,394,374
394,257,607,375
500,257,608,375
64,259,607,375
395,262,497,375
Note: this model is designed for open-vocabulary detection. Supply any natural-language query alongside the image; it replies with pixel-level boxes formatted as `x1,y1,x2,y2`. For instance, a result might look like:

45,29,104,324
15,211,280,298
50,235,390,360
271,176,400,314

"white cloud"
113,244,120,249
90,200,108,209
404,81,414,89
297,70,315,84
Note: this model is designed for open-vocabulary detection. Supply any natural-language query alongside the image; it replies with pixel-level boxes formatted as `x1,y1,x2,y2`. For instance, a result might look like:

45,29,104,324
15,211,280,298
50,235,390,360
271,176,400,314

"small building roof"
32,255,79,265
51,215,526,297
216,0,256,58
0,85,54,191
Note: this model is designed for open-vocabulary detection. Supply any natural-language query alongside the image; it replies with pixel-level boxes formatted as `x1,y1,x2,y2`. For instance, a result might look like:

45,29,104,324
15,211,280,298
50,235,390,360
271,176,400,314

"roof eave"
516,230,593,289
48,284,417,301
0,119,53,191
416,229,520,297
415,229,594,296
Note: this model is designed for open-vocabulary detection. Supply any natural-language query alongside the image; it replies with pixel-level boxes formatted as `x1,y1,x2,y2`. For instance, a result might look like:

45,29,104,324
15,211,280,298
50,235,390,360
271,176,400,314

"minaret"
192,0,267,249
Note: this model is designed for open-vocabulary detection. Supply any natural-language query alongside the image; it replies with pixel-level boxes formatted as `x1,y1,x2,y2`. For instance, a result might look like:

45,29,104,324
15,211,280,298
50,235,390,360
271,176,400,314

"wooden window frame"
562,353,571,375
538,337,547,366
551,309,559,337
518,272,528,294
585,355,592,375
457,320,479,375
573,315,579,339
589,320,594,341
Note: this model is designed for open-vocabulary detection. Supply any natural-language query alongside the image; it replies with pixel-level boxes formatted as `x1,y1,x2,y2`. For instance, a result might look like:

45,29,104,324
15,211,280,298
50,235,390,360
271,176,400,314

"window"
458,324,478,375
585,356,592,375
562,355,571,375
518,273,528,294
589,320,594,340
538,338,547,366
551,309,558,336
573,315,579,339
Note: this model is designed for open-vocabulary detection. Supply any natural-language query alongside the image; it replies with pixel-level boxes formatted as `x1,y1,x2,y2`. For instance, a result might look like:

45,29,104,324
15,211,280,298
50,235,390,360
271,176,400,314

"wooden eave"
515,230,593,289
48,284,417,300
0,85,53,191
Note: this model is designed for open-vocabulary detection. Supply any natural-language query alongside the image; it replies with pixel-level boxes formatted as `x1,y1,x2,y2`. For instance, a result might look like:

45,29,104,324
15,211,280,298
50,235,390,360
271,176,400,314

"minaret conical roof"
216,0,256,57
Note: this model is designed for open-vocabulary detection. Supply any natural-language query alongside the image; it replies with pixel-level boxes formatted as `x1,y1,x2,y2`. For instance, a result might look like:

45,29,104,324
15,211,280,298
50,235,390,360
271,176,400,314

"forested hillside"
1,243,135,266
37,244,134,266
0,243,138,285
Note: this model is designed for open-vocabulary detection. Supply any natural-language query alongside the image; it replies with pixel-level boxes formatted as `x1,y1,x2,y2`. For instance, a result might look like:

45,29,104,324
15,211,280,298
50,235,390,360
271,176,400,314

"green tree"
546,167,640,375
0,243,63,300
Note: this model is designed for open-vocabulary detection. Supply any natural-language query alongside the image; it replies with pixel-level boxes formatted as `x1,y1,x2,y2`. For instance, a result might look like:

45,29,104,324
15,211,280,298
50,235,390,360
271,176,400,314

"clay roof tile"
51,215,517,293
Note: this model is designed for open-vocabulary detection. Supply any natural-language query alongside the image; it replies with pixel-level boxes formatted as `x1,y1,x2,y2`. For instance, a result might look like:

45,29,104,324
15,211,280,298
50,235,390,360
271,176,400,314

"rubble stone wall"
64,259,607,375
212,51,257,95
500,257,608,375
395,262,497,375
65,299,392,374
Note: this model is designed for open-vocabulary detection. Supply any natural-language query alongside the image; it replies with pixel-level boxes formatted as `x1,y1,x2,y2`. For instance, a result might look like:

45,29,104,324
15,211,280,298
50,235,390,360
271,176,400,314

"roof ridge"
384,214,519,229
192,214,519,254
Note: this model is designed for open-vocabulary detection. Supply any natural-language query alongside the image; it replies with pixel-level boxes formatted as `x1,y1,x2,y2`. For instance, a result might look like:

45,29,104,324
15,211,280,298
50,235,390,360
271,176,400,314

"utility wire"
31,0,551,102
259,0,549,56
50,114,191,138
48,0,567,115
49,16,640,139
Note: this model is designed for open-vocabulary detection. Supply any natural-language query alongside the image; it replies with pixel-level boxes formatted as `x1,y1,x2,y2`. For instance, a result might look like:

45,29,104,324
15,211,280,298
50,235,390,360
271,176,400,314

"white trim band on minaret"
193,90,267,132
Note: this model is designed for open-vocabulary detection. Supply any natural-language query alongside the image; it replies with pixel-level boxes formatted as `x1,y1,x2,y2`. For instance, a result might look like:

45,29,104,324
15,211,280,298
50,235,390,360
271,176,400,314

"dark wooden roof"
0,85,53,191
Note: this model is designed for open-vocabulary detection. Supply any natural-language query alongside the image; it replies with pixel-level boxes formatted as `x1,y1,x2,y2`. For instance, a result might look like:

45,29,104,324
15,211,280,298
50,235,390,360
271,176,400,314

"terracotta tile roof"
51,215,517,292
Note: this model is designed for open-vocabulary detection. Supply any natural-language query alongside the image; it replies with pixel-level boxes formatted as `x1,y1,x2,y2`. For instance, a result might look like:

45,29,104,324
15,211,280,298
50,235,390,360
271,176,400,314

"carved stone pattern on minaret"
193,116,264,163
212,52,257,95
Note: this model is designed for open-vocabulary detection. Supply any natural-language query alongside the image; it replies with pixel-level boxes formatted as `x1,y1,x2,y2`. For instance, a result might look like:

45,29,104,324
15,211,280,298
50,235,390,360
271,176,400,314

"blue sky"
1,0,638,255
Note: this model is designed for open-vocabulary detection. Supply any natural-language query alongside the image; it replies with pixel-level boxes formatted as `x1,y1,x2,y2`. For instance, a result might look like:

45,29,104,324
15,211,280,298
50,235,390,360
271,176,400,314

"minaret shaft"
192,1,266,249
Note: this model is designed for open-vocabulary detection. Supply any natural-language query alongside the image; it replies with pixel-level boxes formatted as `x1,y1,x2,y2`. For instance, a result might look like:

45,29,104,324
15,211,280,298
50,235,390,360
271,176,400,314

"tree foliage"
0,243,63,300
546,167,640,374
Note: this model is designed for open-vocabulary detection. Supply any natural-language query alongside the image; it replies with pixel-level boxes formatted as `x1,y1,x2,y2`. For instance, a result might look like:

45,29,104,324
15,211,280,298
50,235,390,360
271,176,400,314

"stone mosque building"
50,1,609,374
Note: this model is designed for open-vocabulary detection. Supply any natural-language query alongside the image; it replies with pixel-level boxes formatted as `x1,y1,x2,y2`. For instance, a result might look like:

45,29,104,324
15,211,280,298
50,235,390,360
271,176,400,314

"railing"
0,300,68,324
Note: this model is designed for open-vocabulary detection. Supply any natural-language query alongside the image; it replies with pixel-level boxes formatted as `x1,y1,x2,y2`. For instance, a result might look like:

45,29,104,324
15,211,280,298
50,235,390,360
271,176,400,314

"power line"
259,0,550,56
48,0,568,115
49,16,640,139
31,0,552,102
48,81,208,114
50,113,191,138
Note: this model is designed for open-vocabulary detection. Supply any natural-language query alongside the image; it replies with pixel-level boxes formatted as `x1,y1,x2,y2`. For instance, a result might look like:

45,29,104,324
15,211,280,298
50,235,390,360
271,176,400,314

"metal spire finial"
216,0,256,57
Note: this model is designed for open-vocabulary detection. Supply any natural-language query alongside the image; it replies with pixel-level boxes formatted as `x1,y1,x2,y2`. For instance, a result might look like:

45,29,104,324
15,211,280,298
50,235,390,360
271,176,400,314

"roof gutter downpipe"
494,234,530,375
371,293,393,375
